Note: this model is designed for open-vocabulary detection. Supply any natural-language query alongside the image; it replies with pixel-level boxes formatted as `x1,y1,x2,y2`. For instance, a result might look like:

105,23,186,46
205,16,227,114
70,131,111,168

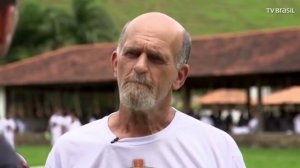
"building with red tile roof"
1,27,300,88
263,86,300,105
198,88,247,105
0,27,299,125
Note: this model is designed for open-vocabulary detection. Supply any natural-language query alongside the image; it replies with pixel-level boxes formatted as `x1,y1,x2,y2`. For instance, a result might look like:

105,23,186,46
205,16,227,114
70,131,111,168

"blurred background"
0,0,300,167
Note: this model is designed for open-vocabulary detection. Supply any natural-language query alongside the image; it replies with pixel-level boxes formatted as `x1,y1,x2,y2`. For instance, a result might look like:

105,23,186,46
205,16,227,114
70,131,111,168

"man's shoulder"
174,111,242,160
175,111,231,139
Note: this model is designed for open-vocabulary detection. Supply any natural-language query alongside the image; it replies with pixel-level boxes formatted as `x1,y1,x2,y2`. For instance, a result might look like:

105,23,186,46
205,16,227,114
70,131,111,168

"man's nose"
133,54,148,74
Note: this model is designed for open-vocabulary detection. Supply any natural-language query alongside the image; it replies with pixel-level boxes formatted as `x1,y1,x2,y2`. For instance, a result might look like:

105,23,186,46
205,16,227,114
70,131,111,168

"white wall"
250,86,272,100
0,87,6,119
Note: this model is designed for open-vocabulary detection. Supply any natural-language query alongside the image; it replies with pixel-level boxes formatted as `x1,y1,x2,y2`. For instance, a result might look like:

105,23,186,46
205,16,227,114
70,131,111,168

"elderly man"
45,12,246,168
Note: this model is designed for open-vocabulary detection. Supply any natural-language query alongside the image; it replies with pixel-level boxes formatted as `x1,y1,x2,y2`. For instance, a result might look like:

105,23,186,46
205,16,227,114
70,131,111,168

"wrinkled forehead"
123,13,184,52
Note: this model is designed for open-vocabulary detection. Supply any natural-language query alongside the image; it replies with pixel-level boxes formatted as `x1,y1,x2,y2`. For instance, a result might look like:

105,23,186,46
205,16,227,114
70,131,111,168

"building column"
0,87,6,119
256,84,263,132
246,87,251,114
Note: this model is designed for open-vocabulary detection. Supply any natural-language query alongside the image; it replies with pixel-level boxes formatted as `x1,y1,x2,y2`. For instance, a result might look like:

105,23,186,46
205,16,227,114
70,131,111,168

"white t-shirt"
45,110,245,168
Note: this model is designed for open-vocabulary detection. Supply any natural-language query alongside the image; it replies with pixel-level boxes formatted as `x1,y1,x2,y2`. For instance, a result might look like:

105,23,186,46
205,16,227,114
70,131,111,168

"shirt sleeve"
45,142,64,168
227,136,246,168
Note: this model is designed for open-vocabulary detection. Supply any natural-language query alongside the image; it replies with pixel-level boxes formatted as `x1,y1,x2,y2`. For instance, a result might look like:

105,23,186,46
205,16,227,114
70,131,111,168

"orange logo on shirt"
131,159,153,168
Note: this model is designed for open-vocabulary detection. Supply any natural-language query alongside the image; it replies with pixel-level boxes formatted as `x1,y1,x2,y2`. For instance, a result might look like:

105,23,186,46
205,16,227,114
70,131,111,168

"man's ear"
111,50,118,77
172,64,190,90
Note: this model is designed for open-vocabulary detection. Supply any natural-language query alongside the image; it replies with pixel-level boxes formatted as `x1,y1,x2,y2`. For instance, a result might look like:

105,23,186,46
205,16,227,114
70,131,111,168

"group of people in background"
263,110,300,134
185,108,259,134
203,109,258,134
48,109,81,145
189,107,300,135
2,106,300,148
0,107,111,147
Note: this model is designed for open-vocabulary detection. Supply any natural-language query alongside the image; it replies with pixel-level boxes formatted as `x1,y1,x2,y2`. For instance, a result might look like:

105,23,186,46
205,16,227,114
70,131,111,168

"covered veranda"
0,27,300,135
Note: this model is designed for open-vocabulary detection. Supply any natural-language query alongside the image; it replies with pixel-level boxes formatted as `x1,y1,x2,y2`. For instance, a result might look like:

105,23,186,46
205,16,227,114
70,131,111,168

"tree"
1,0,117,64
71,0,117,43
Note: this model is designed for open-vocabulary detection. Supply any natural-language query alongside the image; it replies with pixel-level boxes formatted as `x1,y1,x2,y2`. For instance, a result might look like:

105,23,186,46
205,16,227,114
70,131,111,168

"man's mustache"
124,75,153,90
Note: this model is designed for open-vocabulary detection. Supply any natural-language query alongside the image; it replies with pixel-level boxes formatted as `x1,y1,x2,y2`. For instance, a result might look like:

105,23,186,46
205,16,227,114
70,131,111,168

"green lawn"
16,145,300,167
16,145,51,166
241,147,300,168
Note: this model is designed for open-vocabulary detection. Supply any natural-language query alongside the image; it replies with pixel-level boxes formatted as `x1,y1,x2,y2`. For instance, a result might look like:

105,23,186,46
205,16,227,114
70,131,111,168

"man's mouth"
127,81,151,90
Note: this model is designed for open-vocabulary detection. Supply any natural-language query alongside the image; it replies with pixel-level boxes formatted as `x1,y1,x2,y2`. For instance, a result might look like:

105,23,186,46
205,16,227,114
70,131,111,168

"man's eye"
125,50,140,58
149,54,165,64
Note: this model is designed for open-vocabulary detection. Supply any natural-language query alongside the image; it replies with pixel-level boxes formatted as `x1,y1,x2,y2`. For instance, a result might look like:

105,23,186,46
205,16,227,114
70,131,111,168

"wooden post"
256,84,263,132
182,86,191,112
74,89,82,118
246,87,251,115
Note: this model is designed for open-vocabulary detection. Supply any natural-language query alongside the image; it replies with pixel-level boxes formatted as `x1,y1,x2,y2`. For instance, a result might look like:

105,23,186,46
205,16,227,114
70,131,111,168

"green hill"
43,0,300,36
2,0,298,64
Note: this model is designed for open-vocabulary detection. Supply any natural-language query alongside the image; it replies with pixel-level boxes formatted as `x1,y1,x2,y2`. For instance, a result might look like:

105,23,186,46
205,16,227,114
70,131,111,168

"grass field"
16,145,300,167
241,147,300,168
16,145,51,167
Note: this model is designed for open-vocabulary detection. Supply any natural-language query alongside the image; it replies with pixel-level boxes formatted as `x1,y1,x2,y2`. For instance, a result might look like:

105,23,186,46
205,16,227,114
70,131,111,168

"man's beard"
119,74,155,112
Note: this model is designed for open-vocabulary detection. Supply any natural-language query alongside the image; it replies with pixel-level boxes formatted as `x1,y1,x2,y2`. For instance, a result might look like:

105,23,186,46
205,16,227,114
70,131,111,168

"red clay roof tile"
0,27,299,86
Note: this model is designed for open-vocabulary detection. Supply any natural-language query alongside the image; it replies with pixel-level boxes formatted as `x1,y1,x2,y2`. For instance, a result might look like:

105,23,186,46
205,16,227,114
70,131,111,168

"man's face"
112,23,183,112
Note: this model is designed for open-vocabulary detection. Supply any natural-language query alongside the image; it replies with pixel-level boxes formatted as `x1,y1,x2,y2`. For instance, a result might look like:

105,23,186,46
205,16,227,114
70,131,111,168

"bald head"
117,12,191,68
127,12,185,36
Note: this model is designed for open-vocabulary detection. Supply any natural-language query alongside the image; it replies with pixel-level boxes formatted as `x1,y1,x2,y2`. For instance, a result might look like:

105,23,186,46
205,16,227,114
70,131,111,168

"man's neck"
108,106,176,139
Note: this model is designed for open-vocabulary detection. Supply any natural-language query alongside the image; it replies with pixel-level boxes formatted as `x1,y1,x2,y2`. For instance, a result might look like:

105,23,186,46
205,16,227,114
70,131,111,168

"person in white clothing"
61,112,72,133
61,112,82,132
294,112,300,134
69,113,81,130
45,12,246,168
48,110,64,145
232,111,258,135
1,114,16,148
200,114,214,125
